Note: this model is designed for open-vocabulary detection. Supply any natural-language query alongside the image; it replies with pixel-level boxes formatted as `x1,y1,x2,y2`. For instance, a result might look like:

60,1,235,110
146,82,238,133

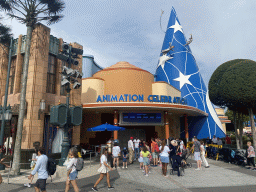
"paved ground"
1,156,256,191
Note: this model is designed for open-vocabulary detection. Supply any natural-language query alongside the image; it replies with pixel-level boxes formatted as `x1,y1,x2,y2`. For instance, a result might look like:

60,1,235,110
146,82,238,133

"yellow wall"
82,78,104,103
152,82,181,99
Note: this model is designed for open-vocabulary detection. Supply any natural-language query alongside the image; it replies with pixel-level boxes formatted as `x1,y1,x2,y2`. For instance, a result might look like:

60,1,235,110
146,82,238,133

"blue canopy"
87,123,126,131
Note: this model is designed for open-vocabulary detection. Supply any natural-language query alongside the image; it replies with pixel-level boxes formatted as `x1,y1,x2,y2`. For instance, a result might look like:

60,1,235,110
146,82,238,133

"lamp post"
0,38,13,170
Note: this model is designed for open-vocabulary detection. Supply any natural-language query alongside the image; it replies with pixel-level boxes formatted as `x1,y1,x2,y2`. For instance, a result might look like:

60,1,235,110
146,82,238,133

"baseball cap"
130,137,133,140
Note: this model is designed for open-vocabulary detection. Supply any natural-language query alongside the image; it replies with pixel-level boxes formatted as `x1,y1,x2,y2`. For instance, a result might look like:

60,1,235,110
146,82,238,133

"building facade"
81,61,208,148
0,23,82,155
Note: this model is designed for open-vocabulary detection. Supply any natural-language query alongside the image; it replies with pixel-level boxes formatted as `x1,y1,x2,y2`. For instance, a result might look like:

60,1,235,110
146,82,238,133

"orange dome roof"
104,61,141,70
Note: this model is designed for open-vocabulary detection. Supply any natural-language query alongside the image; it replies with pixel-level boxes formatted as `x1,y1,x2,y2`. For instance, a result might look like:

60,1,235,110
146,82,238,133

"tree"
0,0,65,175
0,17,12,44
209,59,256,150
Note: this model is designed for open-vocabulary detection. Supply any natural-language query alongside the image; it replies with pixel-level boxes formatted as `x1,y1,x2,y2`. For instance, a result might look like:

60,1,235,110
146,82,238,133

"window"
9,57,16,94
60,60,68,96
46,54,57,94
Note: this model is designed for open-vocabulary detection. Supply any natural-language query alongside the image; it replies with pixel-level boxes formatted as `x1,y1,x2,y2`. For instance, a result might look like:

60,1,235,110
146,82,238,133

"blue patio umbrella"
87,123,126,131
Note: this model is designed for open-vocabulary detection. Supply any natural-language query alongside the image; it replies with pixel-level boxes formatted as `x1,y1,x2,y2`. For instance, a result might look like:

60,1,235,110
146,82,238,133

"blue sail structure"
155,7,225,139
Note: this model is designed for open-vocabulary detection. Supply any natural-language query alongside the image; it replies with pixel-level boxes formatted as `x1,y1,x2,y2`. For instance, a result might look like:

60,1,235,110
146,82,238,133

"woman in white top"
200,141,209,168
92,148,114,191
159,140,170,177
64,147,79,192
112,142,121,168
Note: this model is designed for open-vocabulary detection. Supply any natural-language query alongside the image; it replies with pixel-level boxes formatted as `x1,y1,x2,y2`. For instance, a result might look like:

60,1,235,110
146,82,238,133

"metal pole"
0,38,13,170
90,152,91,168
7,160,12,184
59,46,72,166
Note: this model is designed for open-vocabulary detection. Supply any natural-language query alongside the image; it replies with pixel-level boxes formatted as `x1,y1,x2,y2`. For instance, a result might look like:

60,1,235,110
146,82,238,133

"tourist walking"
28,147,48,192
128,137,134,164
169,140,177,167
200,141,209,168
92,148,114,191
247,141,256,170
141,146,151,176
112,142,121,168
64,147,79,192
133,137,140,160
191,137,202,170
0,149,10,185
159,140,170,177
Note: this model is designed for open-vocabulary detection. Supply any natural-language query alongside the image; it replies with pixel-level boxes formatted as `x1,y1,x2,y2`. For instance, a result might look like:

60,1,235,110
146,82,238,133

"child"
138,148,144,169
64,147,79,192
24,151,38,187
92,148,114,191
122,147,128,169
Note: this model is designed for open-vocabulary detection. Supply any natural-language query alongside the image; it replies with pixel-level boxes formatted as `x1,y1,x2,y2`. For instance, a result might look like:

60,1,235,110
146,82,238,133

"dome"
103,61,143,71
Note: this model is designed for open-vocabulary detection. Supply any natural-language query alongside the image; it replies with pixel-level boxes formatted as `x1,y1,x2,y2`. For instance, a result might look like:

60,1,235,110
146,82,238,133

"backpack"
154,143,160,153
47,158,57,182
75,158,84,171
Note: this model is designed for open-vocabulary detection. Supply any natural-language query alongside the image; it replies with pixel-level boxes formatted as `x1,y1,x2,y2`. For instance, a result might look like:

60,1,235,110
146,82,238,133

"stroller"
235,149,247,166
171,154,185,176
180,148,192,168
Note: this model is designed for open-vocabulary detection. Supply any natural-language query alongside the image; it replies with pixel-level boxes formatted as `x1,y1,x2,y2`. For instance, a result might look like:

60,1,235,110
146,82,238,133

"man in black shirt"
172,152,182,176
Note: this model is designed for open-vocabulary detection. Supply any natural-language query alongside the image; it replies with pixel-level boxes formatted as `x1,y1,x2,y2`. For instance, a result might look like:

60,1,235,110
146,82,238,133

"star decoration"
173,71,192,89
169,19,183,34
157,54,173,69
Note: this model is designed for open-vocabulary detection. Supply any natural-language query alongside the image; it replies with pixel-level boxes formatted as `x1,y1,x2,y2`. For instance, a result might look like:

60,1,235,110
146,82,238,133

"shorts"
69,170,78,180
35,179,47,191
123,158,127,162
160,156,169,164
194,152,201,161
138,157,143,163
143,157,149,166
152,152,158,159
113,156,119,158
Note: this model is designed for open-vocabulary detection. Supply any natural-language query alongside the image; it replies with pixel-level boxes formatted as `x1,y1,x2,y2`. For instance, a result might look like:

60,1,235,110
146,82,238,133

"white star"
157,54,173,69
173,71,192,89
169,20,183,34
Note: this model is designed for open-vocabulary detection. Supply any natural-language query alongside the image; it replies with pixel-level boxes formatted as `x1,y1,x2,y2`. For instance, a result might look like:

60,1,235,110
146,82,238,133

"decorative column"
114,110,118,140
164,111,169,143
184,114,189,143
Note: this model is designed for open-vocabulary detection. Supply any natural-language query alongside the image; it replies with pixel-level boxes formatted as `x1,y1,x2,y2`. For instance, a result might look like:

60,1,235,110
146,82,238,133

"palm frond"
0,0,12,11
46,15,63,25
0,23,12,44
7,12,26,24
47,0,65,14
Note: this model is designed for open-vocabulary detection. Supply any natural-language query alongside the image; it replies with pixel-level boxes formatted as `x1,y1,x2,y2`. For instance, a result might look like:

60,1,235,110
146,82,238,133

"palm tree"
0,0,65,175
0,17,12,44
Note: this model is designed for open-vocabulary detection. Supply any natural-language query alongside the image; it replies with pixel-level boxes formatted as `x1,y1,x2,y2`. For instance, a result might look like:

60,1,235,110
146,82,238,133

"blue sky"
2,0,256,87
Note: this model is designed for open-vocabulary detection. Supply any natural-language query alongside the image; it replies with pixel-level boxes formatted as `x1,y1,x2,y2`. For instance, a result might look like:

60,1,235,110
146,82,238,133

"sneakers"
148,171,151,173
122,166,124,169
142,170,145,173
205,166,210,168
92,187,98,191
126,166,128,169
164,175,169,177
24,183,31,188
195,168,201,170
145,174,149,176
108,186,114,190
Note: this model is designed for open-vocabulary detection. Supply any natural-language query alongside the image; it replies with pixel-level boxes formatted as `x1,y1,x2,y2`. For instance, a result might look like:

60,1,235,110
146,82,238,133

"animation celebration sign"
155,7,225,139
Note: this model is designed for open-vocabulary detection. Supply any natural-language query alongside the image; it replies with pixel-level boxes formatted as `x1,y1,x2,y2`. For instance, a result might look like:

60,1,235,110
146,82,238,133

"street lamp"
38,100,46,119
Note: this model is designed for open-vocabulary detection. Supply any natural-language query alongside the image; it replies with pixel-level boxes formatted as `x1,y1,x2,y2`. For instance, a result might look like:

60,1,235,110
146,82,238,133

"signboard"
119,112,164,126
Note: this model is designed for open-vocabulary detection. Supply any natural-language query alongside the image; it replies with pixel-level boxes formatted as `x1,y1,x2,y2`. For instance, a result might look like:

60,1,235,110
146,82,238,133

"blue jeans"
134,148,139,159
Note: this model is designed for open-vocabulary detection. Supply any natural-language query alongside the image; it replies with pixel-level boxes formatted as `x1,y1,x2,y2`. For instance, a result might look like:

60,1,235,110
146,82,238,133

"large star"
169,20,183,34
157,54,173,69
173,71,192,89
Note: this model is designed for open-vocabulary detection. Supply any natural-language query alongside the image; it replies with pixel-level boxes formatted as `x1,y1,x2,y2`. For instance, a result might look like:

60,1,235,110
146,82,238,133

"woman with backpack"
64,147,79,192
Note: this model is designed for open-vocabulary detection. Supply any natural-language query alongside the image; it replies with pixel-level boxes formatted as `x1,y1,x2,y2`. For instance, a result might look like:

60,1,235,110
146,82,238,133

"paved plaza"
1,157,256,191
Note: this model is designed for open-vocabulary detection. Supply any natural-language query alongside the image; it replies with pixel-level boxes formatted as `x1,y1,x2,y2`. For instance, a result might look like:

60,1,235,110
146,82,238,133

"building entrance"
118,126,156,149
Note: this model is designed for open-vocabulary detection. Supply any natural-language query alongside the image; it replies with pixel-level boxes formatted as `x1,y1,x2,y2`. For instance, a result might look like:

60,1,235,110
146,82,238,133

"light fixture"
4,105,12,121
38,100,46,119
